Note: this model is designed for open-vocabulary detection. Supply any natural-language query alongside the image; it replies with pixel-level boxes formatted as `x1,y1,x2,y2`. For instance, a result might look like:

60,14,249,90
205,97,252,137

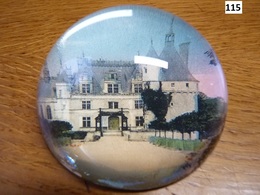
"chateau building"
38,24,199,134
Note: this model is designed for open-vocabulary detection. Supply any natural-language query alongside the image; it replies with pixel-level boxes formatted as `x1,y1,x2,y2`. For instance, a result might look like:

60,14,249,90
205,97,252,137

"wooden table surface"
0,0,259,194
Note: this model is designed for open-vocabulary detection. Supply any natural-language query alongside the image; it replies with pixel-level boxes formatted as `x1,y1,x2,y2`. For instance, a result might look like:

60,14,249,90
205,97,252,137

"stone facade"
38,24,199,134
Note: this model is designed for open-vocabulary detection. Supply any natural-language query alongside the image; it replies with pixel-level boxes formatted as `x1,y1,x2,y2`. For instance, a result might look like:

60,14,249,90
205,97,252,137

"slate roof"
56,70,70,83
38,79,56,98
159,44,197,82
146,40,159,58
91,61,137,94
39,21,198,98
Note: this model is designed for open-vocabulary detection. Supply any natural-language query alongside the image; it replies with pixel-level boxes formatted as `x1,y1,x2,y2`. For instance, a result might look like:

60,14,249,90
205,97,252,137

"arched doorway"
108,116,119,130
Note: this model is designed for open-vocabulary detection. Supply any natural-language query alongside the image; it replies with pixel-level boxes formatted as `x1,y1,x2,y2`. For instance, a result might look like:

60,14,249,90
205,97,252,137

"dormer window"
82,84,91,94
134,84,142,93
114,84,119,93
107,72,118,80
110,73,117,80
108,84,119,93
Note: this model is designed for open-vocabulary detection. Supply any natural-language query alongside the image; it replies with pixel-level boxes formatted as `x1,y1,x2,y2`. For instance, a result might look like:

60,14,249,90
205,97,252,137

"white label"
225,1,243,14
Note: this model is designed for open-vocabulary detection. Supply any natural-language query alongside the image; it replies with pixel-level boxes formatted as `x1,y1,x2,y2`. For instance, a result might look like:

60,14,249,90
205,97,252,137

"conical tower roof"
146,39,159,58
56,70,69,83
159,18,197,82
159,44,197,81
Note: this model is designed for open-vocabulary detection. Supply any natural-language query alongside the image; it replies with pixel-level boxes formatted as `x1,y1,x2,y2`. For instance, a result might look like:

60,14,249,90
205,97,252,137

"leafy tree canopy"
169,92,227,139
198,92,226,121
141,82,172,122
49,120,73,138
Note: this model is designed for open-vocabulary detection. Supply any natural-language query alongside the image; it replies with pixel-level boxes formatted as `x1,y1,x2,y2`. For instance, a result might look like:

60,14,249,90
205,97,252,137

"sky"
45,5,227,101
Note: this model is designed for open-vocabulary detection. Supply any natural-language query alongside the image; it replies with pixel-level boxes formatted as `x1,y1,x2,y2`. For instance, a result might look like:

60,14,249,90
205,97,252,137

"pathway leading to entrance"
73,136,187,172
64,136,190,189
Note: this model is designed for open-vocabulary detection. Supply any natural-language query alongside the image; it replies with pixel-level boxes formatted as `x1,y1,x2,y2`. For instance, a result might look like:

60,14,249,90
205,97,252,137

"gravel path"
69,136,187,173
62,136,191,189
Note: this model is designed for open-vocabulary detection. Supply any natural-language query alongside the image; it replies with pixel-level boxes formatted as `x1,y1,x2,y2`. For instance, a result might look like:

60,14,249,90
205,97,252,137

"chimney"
179,42,190,68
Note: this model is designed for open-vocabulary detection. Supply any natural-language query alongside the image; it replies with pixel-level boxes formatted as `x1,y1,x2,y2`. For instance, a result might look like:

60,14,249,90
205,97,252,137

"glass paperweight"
37,5,228,190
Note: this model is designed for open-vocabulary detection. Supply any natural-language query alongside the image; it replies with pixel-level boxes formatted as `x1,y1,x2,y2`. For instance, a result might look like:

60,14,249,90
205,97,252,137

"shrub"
62,131,87,139
70,131,87,140
49,120,73,138
56,137,71,146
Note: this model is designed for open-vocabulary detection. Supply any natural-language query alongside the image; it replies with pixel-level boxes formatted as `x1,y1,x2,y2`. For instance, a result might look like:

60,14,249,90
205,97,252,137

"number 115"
226,3,241,11
225,1,242,14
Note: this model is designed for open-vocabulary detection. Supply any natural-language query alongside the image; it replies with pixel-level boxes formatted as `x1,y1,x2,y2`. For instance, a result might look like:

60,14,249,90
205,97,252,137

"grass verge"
149,136,204,152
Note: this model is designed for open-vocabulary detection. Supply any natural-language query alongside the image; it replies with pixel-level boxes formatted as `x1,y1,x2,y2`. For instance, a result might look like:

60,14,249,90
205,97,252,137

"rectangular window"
108,102,119,109
110,73,117,80
87,84,91,93
186,83,189,87
108,84,113,93
135,116,144,126
82,84,86,93
82,101,91,109
58,90,62,98
82,117,91,127
114,102,118,109
82,84,91,94
87,117,91,127
87,101,91,109
171,83,175,87
111,74,115,79
82,101,86,109
134,84,142,93
82,117,86,127
135,100,143,109
107,84,119,93
114,84,119,93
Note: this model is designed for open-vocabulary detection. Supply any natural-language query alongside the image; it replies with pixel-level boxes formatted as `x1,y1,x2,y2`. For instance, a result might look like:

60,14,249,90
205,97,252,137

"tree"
168,111,197,139
197,92,227,138
204,49,217,66
141,82,172,136
49,120,73,138
169,93,227,139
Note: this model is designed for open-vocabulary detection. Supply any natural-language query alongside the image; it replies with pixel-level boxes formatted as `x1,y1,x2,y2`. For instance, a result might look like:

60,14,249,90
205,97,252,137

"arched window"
46,105,52,120
40,105,44,118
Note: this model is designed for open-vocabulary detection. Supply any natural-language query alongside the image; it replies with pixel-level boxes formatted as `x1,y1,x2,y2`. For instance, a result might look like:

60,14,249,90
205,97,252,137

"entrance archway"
108,116,119,130
95,108,128,136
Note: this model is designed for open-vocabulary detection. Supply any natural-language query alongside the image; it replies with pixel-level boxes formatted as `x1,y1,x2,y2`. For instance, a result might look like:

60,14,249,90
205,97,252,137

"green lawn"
149,136,204,152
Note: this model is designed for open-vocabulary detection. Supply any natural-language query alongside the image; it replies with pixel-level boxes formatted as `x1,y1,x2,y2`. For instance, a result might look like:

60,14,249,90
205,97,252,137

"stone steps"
103,130,122,136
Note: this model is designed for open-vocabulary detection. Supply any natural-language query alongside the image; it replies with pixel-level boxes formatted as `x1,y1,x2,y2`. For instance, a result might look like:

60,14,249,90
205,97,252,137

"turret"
165,18,175,46
141,39,161,82
56,71,71,98
43,63,50,83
